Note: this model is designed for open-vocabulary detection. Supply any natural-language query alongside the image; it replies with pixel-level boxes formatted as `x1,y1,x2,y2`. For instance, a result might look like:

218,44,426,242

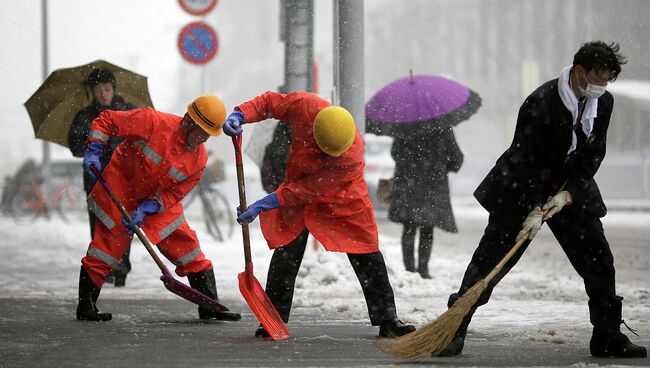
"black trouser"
402,222,433,271
265,229,398,325
449,204,621,330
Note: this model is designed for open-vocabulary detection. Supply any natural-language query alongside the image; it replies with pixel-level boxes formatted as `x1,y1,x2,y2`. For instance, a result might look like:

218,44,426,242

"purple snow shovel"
91,165,229,312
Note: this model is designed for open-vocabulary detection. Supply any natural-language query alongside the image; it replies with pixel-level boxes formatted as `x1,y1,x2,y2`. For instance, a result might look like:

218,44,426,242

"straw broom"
377,238,522,358
378,184,566,359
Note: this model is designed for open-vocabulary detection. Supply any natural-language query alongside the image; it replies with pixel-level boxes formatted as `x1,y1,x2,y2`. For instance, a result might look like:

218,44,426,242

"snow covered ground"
1,197,648,352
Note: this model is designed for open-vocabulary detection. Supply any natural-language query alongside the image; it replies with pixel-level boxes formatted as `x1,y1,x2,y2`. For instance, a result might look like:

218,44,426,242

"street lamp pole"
334,0,365,134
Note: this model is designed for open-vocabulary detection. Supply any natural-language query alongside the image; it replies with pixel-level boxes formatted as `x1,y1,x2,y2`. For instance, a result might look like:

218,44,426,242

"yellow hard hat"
313,105,356,157
187,95,227,136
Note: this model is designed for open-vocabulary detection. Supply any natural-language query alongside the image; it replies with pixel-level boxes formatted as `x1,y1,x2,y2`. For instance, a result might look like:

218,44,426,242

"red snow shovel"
232,135,290,341
91,165,230,313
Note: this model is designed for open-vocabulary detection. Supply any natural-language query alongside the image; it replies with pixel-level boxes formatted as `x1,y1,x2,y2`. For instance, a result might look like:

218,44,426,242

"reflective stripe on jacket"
87,108,206,244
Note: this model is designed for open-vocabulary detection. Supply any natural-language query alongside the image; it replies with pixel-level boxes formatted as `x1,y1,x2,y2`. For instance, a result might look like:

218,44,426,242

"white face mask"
579,70,607,99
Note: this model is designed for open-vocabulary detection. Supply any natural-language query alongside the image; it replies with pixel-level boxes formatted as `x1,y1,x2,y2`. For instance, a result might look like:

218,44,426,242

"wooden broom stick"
378,183,567,359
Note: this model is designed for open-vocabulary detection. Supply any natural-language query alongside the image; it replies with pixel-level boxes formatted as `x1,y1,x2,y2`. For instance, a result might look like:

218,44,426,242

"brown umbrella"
24,59,154,148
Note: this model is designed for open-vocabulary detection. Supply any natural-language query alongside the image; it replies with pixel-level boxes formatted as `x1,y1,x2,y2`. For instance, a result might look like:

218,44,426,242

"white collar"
558,65,598,154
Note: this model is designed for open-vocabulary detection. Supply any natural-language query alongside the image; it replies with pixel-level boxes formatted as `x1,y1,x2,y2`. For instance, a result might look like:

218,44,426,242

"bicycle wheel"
55,182,88,223
199,186,234,242
10,187,41,223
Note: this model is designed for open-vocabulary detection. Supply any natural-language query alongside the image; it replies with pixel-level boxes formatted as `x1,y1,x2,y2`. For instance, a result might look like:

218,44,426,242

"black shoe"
590,330,647,358
438,334,465,357
255,324,270,338
187,269,241,321
77,306,112,321
436,311,472,357
378,319,416,338
405,265,416,273
418,268,432,279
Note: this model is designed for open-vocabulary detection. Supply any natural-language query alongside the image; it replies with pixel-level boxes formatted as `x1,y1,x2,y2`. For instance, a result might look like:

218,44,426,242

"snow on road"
1,204,648,347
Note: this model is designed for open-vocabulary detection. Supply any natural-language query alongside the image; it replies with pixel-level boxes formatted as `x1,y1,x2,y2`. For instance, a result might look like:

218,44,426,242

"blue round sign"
178,22,219,65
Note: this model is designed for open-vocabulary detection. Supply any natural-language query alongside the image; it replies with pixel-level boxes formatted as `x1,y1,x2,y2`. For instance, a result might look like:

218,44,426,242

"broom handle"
91,165,168,271
482,181,568,285
232,135,252,266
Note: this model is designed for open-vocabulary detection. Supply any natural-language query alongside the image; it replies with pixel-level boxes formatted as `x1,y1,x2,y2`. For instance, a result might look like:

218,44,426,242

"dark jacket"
260,121,292,193
68,96,135,194
388,127,463,232
474,78,612,217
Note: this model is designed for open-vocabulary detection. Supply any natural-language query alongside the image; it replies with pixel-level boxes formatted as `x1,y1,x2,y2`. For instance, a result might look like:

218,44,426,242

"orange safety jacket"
87,108,206,244
237,91,379,254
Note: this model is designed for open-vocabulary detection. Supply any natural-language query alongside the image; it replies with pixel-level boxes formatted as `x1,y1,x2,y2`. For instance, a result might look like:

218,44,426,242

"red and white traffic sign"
177,22,219,65
178,0,218,16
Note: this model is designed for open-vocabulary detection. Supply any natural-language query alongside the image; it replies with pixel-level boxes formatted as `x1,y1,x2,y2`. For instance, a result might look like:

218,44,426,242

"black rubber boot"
402,225,416,272
113,270,127,287
378,318,416,338
417,228,433,279
417,245,432,279
255,324,270,338
437,312,473,356
590,326,647,358
187,269,241,321
76,266,112,321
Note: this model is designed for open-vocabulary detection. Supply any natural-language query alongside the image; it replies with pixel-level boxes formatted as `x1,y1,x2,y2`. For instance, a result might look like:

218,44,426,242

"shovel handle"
90,165,168,272
231,135,253,266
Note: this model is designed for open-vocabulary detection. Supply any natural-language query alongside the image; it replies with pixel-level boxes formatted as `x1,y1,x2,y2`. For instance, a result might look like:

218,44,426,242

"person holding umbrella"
68,67,136,286
221,91,416,339
365,73,480,279
24,60,156,286
438,41,646,358
388,127,464,279
76,95,240,323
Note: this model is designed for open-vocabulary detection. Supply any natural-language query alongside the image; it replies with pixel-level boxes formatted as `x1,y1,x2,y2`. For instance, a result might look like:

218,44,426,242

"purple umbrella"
365,74,481,138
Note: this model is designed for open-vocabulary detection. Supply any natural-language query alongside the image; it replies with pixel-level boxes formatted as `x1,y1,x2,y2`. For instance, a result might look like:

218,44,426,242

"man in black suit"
440,41,646,358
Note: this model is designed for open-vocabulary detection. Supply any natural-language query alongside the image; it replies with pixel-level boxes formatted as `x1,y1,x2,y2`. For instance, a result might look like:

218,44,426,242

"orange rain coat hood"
237,91,379,254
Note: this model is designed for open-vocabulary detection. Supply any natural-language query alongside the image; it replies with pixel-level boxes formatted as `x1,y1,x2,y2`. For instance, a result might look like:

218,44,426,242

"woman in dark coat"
68,68,135,286
388,126,463,278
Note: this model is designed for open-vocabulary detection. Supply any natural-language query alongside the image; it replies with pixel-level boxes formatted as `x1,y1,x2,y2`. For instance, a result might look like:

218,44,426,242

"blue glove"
121,199,161,235
222,110,244,136
237,192,279,224
82,141,106,179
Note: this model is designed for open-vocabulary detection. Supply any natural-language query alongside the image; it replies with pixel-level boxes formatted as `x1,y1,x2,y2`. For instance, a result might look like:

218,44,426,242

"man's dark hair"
87,68,116,88
573,41,627,81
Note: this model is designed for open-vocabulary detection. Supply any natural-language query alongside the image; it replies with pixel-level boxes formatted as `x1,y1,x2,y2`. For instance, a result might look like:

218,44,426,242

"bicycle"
9,174,87,223
183,157,234,242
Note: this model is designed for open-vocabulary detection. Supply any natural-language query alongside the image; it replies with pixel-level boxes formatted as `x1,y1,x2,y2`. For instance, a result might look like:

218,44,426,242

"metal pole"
280,0,313,93
334,0,364,134
41,0,50,178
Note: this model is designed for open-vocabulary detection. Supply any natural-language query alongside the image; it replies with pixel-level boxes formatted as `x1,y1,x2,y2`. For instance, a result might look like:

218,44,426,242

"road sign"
178,0,218,16
177,22,219,65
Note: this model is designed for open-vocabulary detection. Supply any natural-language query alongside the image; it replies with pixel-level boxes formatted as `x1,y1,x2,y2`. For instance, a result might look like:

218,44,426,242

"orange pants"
81,219,212,287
